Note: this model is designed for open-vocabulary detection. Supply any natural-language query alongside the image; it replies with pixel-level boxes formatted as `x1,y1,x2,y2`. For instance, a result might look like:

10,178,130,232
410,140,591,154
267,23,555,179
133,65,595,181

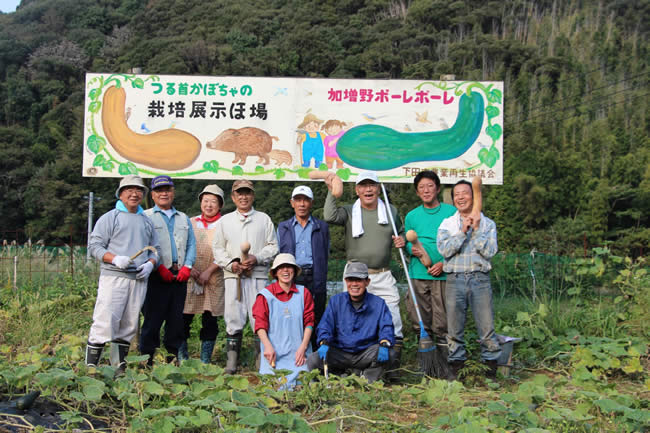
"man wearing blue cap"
141,175,197,364
277,185,330,351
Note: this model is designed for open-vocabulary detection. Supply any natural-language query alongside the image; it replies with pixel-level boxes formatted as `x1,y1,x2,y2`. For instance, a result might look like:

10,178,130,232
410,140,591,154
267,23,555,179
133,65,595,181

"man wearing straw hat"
323,170,406,371
212,179,279,374
86,175,160,373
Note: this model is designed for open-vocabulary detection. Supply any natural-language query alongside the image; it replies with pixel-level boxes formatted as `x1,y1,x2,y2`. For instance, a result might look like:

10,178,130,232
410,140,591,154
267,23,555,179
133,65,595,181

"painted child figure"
322,119,351,169
297,113,325,168
252,254,314,389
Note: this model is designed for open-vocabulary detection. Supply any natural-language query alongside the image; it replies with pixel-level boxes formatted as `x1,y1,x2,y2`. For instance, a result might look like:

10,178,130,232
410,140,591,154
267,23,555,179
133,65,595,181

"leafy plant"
612,256,649,337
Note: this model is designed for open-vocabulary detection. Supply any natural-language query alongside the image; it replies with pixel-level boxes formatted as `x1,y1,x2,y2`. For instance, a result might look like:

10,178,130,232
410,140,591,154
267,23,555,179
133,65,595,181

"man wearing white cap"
277,185,330,351
323,170,406,371
86,175,161,374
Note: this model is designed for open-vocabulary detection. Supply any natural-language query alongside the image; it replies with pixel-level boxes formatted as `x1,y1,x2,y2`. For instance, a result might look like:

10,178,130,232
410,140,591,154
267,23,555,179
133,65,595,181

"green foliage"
612,256,649,337
569,337,645,381
1,270,648,432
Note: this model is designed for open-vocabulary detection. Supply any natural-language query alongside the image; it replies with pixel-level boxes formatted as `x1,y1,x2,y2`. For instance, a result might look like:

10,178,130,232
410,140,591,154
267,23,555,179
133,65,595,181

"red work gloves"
157,264,175,283
176,266,192,282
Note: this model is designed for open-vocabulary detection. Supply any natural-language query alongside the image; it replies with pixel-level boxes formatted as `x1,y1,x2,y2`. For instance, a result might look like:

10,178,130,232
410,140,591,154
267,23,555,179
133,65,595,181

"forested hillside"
0,0,647,257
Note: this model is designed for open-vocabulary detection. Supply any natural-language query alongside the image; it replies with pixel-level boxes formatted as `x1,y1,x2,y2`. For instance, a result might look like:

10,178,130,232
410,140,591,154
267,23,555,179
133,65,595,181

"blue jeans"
445,272,501,362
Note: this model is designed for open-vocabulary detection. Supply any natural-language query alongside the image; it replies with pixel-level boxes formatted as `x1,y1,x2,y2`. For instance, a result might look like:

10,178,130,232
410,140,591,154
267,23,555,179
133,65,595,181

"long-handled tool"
380,183,438,377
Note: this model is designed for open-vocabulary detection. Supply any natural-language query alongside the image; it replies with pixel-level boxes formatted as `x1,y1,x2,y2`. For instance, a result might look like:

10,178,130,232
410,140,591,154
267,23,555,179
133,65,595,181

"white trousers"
88,275,148,344
367,270,403,339
224,277,267,335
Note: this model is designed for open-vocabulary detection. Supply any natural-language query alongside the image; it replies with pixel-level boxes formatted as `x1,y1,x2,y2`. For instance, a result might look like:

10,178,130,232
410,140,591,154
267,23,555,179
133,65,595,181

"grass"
0,253,648,432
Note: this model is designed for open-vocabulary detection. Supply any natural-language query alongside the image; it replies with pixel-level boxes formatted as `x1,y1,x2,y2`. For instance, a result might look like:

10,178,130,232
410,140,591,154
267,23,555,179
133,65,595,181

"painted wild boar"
206,127,279,165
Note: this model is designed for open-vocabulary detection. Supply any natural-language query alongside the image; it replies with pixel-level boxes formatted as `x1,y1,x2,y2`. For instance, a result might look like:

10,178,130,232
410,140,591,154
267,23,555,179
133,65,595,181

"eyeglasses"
122,187,144,195
356,183,377,189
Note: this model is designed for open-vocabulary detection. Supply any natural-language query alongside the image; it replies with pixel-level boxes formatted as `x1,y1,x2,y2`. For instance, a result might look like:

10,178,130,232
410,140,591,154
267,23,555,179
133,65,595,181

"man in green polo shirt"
405,170,456,367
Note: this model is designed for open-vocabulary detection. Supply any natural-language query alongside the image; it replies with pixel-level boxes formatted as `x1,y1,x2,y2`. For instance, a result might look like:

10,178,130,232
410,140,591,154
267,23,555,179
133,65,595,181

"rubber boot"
484,359,498,378
225,333,242,374
142,351,155,367
362,361,384,384
178,340,189,362
448,360,465,381
85,342,105,367
253,336,261,371
110,340,130,377
201,340,215,364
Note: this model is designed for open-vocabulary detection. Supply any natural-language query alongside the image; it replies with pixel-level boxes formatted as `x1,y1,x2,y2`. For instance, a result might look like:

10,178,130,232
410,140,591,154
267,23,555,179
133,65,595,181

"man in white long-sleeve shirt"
437,180,501,378
212,179,279,373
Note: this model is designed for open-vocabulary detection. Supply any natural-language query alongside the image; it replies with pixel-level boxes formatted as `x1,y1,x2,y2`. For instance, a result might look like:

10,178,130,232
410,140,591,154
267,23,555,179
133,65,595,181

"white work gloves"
190,282,204,295
111,255,132,269
136,261,154,280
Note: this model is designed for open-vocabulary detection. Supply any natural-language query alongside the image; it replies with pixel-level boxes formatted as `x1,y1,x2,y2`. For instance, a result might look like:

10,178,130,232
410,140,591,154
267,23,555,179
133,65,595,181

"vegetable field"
0,250,648,432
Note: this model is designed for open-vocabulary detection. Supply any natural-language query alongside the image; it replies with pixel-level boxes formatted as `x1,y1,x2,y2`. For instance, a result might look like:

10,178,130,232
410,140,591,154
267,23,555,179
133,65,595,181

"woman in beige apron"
179,185,226,363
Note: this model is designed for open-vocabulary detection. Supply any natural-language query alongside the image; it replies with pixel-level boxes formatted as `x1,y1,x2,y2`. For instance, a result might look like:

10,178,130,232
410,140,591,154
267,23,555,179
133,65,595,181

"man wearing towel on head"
323,171,406,371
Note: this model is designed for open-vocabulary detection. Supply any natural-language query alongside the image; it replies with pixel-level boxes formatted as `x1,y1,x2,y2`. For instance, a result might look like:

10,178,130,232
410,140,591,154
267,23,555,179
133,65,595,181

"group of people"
85,169,501,386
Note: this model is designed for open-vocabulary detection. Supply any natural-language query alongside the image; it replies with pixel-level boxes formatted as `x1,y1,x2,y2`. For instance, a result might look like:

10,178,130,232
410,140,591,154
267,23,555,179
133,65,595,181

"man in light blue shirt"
293,212,313,268
141,175,197,364
278,185,330,351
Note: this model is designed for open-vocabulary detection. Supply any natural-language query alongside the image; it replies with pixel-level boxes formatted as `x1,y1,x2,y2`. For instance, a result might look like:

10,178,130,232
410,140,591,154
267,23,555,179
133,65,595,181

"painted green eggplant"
336,91,484,170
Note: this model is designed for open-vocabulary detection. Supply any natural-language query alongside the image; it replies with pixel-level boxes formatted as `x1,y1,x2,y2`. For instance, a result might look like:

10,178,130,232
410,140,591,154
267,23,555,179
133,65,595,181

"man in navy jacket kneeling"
307,261,396,383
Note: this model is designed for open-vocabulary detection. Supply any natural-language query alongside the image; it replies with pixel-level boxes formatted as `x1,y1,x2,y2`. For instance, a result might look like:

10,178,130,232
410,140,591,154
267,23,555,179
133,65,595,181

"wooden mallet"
236,241,251,301
308,171,343,197
405,230,432,267
240,241,251,264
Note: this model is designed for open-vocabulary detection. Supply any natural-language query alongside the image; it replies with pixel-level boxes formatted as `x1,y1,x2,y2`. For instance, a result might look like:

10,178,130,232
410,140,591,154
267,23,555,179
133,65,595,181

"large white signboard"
83,73,503,184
